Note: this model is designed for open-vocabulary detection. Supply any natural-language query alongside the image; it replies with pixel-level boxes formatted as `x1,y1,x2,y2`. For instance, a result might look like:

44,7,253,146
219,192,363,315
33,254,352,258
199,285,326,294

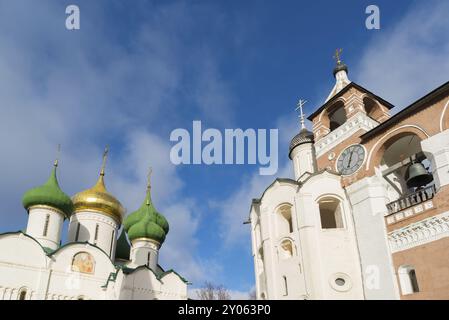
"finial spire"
146,167,153,205
100,145,109,176
295,99,307,130
54,144,61,167
147,167,153,191
333,48,343,65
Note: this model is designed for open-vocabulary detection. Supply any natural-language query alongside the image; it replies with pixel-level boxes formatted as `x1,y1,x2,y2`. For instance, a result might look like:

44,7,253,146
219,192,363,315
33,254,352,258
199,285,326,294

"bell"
405,162,434,188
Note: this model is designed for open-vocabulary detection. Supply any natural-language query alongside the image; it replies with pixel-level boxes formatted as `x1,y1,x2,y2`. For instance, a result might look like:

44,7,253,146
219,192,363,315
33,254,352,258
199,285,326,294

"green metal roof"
22,165,73,217
115,229,130,260
123,187,169,245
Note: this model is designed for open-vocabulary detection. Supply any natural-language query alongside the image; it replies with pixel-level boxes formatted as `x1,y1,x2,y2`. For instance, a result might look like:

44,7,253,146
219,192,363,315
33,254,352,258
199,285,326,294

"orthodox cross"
295,99,307,130
334,48,343,65
54,144,61,167
100,145,109,176
147,167,153,191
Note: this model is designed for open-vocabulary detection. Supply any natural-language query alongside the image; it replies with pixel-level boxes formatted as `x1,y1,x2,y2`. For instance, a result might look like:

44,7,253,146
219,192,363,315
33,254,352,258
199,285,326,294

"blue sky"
0,0,448,298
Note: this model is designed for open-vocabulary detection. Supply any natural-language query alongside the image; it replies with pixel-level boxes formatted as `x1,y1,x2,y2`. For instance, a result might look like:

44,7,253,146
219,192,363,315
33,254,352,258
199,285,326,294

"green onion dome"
115,229,131,261
123,185,169,245
22,163,73,218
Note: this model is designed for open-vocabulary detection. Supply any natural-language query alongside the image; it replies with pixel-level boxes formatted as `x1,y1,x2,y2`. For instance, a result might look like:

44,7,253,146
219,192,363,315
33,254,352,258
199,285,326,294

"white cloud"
356,0,449,109
0,1,231,284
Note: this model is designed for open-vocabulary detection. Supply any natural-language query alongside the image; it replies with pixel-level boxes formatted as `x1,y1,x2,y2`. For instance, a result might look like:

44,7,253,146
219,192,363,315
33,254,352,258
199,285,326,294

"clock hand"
347,150,354,169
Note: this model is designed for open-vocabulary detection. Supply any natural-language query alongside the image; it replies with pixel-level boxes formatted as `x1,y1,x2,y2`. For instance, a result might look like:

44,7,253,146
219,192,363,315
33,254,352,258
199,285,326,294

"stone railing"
386,185,437,215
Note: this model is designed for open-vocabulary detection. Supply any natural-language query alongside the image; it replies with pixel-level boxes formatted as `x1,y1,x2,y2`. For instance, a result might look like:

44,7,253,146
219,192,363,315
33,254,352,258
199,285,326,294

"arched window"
276,204,293,236
328,102,347,131
364,97,384,121
279,239,294,259
398,265,420,295
18,289,27,300
282,276,288,296
43,214,50,236
318,197,344,229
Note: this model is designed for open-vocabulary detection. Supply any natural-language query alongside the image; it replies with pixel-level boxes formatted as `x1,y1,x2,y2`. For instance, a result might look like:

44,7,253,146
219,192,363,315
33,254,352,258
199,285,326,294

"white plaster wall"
255,181,308,300
421,129,449,189
129,239,159,270
346,176,399,300
68,211,118,258
299,172,364,300
26,206,64,250
0,233,187,300
291,143,317,180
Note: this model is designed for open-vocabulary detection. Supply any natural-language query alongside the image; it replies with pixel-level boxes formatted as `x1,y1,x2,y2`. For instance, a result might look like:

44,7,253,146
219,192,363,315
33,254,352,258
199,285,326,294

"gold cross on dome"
334,48,343,64
100,145,109,176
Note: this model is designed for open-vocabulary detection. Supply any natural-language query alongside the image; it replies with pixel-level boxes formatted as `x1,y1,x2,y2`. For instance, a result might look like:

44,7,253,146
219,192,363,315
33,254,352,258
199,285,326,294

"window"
147,252,151,267
43,214,50,236
109,230,115,257
282,276,288,296
328,103,347,131
398,265,420,295
318,197,344,229
18,289,27,300
75,223,81,241
276,204,293,236
279,239,294,259
94,224,99,244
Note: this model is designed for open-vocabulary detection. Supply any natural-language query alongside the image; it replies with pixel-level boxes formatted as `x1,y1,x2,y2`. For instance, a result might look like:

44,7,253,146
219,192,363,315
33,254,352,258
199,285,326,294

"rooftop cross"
295,99,307,130
54,144,61,167
100,145,109,176
333,48,343,65
147,167,153,191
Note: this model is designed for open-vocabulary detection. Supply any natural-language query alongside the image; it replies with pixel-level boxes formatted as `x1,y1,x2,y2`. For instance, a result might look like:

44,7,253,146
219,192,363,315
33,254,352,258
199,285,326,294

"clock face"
337,145,365,175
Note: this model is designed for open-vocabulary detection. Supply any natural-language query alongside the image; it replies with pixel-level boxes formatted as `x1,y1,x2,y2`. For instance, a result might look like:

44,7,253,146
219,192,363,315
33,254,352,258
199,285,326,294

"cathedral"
249,53,449,300
0,151,187,300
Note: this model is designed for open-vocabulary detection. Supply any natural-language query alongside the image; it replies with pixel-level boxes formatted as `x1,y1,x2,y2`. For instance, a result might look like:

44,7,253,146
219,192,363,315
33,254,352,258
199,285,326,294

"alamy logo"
170,121,278,175
66,5,80,30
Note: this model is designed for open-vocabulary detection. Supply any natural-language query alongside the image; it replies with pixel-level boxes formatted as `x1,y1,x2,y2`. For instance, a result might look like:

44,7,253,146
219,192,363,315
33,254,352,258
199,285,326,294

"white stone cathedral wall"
26,206,64,250
68,211,118,258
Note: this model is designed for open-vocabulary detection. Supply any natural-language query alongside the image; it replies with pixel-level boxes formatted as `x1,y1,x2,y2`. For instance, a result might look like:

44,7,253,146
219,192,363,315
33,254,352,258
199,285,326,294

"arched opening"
364,97,384,122
379,133,435,214
258,247,265,273
328,101,347,132
282,276,288,296
279,239,294,259
276,204,293,236
398,265,420,295
18,289,27,300
318,197,344,229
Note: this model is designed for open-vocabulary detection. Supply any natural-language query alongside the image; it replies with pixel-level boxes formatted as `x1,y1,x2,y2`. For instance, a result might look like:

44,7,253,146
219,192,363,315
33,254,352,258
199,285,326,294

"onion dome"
22,162,73,217
333,62,348,77
72,173,125,224
115,230,130,261
289,128,315,159
72,147,124,224
124,175,169,246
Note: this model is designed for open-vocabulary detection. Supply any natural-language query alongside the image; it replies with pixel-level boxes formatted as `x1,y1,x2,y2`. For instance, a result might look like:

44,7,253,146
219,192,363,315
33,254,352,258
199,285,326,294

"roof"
361,80,449,141
289,129,314,159
307,82,395,121
22,165,73,217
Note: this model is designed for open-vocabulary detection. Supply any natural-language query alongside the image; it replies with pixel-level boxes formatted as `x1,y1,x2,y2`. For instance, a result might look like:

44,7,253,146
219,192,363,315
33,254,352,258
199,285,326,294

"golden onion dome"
72,173,125,224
